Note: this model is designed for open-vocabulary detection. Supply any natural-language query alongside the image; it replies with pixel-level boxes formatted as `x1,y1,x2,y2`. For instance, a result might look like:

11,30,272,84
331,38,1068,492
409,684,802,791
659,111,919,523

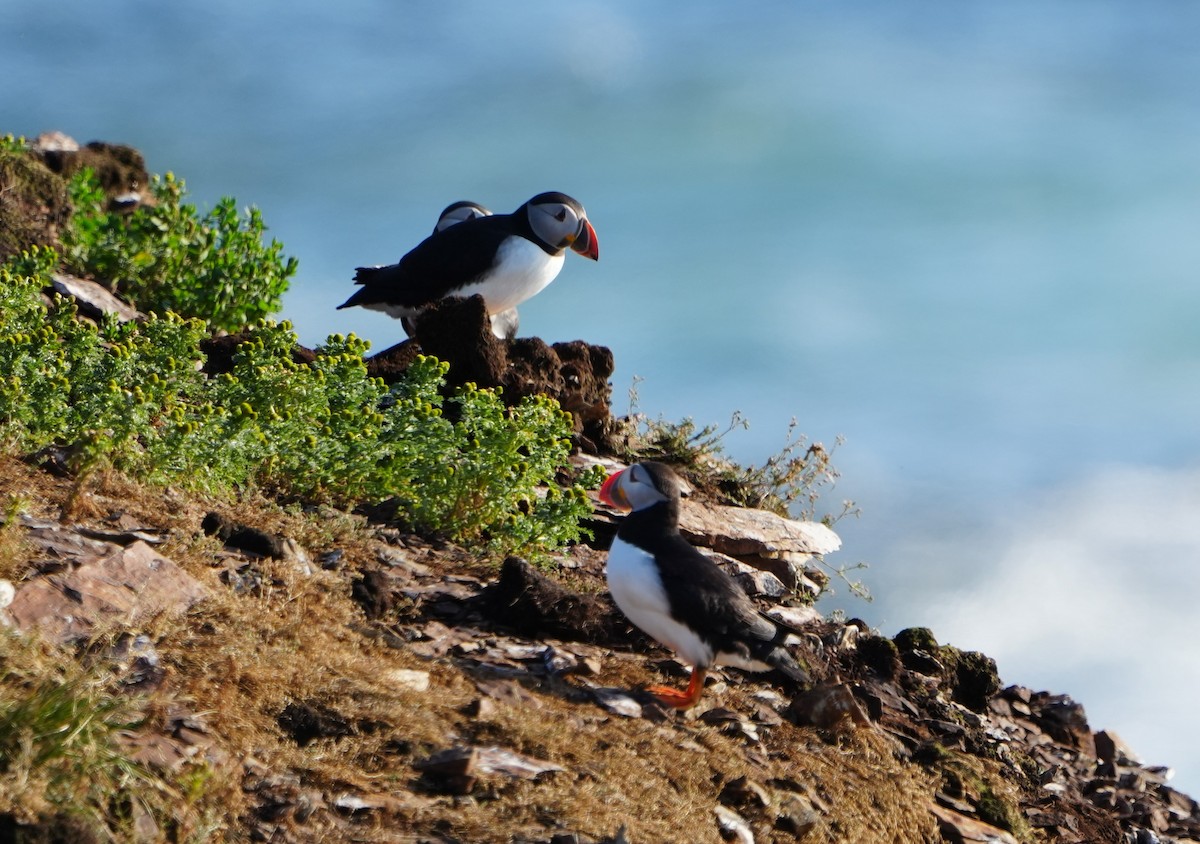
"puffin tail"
352,265,384,285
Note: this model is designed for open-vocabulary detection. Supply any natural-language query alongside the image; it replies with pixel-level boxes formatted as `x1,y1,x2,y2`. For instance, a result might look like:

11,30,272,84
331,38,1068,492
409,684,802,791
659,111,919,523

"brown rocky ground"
1,441,1197,843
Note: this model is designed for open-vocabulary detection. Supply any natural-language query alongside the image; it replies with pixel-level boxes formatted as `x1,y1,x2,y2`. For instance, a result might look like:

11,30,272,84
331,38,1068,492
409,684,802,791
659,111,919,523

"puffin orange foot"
646,684,700,709
646,667,708,709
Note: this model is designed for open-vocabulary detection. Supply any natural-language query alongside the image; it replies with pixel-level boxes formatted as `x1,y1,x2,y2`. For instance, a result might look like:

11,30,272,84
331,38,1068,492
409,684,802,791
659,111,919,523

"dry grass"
0,455,951,843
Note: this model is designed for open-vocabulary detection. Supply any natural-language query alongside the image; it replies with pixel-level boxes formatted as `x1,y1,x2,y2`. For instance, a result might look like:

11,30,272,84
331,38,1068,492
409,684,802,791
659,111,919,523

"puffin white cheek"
625,481,668,511
530,204,580,248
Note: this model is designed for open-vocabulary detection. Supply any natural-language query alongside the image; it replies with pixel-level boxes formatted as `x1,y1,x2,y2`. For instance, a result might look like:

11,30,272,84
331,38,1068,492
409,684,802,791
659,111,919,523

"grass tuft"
0,629,220,841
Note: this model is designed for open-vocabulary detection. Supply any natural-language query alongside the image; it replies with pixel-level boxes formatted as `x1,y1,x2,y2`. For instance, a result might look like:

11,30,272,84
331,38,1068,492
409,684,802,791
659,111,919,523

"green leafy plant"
62,169,297,333
0,251,595,557
0,133,28,154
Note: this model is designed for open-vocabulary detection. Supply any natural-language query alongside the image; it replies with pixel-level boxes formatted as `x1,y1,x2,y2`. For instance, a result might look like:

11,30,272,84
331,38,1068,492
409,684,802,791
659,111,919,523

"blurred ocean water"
6,0,1200,792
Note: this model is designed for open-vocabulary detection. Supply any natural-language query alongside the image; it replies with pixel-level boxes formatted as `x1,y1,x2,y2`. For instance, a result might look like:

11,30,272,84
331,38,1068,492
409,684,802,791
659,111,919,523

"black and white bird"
600,461,811,709
433,200,492,233
428,201,518,339
338,192,598,341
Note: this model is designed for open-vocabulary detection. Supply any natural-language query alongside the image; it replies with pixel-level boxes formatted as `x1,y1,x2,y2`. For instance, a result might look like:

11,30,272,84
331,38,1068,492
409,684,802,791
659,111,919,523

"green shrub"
62,169,297,333
0,134,26,154
0,250,596,558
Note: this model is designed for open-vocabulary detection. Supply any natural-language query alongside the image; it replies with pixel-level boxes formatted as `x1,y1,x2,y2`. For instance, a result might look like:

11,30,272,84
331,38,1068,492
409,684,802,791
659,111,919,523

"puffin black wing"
338,215,514,311
625,523,808,683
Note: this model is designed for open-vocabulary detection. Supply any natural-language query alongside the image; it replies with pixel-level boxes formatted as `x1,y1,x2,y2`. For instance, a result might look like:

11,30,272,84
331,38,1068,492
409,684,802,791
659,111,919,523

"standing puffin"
429,201,515,339
433,200,492,233
600,461,811,709
338,192,598,341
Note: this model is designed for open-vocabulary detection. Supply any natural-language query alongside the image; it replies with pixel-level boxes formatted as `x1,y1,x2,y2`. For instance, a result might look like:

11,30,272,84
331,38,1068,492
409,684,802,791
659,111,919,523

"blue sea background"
7,0,1200,797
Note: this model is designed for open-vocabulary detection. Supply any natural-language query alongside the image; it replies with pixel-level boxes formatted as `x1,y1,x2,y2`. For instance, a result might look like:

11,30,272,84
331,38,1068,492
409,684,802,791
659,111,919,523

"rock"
50,272,142,323
318,548,345,570
763,605,822,630
351,569,396,620
588,685,644,719
473,676,544,710
1095,730,1142,766
385,668,431,692
728,564,788,600
332,792,421,814
856,634,901,679
719,776,772,812
542,644,583,676
481,556,629,644
243,761,323,827
364,295,616,448
791,683,872,731
947,649,1001,714
30,131,80,153
201,512,301,561
775,791,820,838
121,729,196,775
34,138,150,209
1033,693,1092,750
901,647,945,676
6,540,208,644
677,501,838,592
678,500,840,556
19,514,124,559
413,295,508,387
701,707,761,744
277,700,354,747
199,331,317,376
714,804,755,843
930,803,1020,843
415,745,563,795
103,632,166,692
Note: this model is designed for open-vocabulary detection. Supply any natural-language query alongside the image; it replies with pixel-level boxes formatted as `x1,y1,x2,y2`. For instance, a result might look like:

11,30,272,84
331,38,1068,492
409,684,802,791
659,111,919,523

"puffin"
429,200,516,339
338,191,598,341
600,461,811,709
433,200,492,233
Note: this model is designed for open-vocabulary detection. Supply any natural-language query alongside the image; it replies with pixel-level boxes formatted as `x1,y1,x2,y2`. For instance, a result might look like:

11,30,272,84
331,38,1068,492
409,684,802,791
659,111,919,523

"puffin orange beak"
599,469,629,510
570,218,599,260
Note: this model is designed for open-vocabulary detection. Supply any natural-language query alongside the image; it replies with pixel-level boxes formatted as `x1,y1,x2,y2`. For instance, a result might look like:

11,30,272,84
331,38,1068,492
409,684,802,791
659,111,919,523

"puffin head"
525,192,599,260
599,461,681,513
435,200,492,233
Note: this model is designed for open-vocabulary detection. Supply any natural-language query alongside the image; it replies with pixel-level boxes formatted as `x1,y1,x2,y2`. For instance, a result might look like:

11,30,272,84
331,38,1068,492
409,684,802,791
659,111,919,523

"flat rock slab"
5,540,208,644
678,500,841,559
930,803,1019,844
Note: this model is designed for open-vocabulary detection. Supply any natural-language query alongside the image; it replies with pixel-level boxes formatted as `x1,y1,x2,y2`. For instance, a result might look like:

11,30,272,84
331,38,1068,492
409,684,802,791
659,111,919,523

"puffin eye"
554,208,567,222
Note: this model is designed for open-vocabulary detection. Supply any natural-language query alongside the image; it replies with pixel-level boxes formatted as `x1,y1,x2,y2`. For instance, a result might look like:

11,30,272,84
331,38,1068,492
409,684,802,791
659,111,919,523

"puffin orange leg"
647,667,708,709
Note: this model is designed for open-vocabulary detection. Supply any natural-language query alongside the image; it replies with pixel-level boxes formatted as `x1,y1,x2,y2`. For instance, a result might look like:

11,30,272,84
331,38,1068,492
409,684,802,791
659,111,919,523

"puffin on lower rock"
338,192,598,341
600,461,811,709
